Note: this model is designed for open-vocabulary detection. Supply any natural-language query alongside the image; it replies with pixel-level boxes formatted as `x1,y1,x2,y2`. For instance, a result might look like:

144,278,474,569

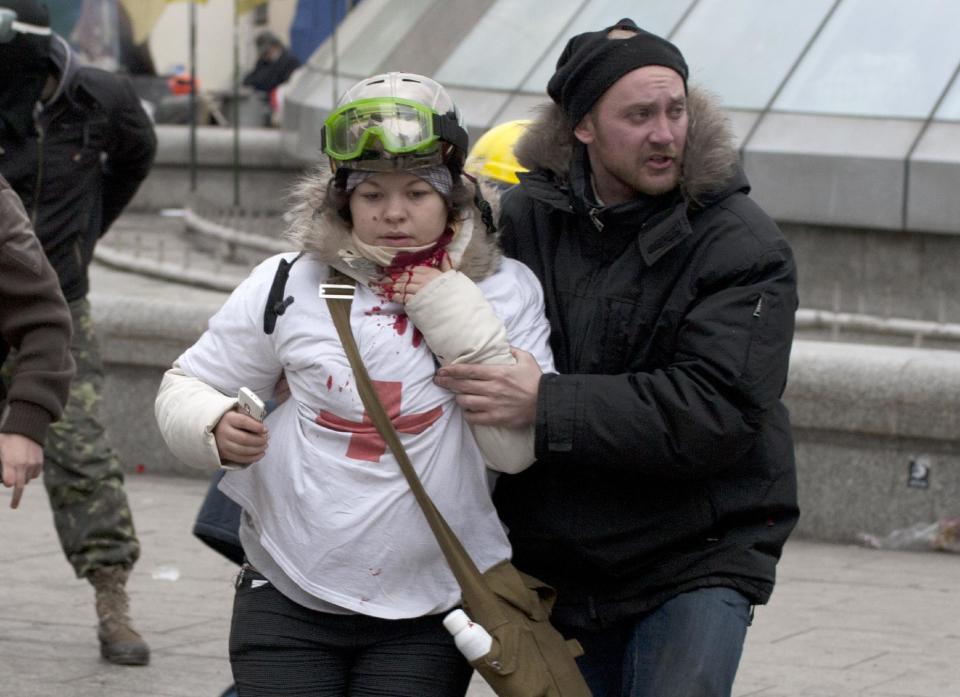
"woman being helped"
154,73,553,697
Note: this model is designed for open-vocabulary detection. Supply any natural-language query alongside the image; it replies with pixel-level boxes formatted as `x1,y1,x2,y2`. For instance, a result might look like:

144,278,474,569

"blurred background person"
242,28,300,94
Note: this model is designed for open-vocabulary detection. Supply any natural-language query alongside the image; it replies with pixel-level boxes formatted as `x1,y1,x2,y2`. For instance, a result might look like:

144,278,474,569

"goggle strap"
432,112,468,156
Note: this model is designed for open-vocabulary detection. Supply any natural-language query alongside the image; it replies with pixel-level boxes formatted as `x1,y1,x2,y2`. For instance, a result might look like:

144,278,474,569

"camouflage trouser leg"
43,298,140,579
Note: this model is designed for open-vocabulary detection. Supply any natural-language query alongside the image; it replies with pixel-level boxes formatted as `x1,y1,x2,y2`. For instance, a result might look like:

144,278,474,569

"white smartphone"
220,388,267,471
237,387,267,422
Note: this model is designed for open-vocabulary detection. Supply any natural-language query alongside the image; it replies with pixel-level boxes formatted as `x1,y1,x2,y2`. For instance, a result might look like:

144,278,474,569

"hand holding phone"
219,388,268,470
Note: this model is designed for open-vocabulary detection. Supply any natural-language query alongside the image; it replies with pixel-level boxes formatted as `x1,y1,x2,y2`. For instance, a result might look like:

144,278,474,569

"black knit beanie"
547,18,688,126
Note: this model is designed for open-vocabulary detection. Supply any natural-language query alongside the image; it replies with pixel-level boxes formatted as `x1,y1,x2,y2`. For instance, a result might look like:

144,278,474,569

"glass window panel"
671,0,833,109
521,0,694,93
435,0,582,90
446,87,509,129
935,71,960,121
285,70,335,108
308,0,434,75
773,0,960,118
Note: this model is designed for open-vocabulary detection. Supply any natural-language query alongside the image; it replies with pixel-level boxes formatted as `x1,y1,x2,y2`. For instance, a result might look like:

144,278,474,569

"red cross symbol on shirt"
315,380,443,462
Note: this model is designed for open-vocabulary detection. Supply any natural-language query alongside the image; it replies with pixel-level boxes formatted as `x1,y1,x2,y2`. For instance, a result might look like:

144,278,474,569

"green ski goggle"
322,97,466,164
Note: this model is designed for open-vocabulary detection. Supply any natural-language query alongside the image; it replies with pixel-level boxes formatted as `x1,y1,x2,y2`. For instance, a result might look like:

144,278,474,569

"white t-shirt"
178,253,554,619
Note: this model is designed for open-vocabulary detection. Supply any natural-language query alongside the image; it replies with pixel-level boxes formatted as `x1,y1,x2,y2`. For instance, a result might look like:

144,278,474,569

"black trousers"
229,567,473,696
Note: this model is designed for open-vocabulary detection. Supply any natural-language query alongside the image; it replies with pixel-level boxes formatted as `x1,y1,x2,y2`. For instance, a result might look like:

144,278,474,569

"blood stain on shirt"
326,375,333,391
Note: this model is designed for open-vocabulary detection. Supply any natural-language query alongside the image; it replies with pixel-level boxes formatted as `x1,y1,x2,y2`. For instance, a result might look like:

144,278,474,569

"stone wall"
91,288,224,479
782,222,960,326
129,125,306,214
787,341,960,542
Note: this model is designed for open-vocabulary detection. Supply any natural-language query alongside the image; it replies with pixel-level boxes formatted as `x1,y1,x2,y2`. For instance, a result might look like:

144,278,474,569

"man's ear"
573,114,595,145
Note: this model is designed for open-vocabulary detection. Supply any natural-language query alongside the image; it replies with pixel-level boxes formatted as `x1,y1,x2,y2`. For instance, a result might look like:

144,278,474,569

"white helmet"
322,72,468,174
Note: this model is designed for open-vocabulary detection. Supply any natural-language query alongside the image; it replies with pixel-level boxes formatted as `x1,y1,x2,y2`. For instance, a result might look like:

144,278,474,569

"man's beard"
620,155,680,197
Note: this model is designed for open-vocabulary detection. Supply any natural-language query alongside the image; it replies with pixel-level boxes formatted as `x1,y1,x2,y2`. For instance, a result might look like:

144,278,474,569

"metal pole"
232,0,241,208
330,0,339,106
189,0,197,192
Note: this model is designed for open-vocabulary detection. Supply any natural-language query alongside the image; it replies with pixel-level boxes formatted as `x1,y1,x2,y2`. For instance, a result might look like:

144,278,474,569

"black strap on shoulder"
263,252,305,335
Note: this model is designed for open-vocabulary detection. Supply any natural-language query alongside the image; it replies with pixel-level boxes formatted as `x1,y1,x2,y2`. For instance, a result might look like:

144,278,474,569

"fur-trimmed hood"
285,165,502,286
514,87,740,209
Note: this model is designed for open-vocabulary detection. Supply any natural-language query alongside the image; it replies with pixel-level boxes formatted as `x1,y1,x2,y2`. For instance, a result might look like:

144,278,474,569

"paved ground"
2,474,958,697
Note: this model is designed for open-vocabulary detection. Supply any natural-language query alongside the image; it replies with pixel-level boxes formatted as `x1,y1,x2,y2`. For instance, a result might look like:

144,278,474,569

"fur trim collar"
285,165,502,286
514,87,739,208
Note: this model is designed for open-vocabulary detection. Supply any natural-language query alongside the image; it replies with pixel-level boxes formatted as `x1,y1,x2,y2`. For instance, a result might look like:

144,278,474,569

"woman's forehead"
356,171,430,187
354,172,434,191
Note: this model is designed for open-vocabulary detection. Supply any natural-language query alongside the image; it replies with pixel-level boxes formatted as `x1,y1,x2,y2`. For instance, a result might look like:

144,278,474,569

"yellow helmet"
464,119,531,185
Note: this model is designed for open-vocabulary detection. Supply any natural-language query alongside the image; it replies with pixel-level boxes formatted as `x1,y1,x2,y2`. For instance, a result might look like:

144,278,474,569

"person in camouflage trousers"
0,1,156,665
41,298,147,665
43,299,140,577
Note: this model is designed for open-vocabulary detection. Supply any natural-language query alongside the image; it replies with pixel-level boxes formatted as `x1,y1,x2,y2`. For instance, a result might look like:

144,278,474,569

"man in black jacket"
0,0,156,666
437,18,799,697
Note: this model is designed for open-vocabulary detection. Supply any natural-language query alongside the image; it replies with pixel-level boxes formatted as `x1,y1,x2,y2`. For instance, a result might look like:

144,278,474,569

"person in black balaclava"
0,0,52,139
0,0,157,668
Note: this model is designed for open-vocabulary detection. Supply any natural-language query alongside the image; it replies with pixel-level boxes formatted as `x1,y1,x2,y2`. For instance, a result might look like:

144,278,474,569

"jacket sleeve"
99,75,157,234
0,183,75,444
405,270,513,365
153,257,286,470
405,269,538,473
154,363,237,472
533,214,798,481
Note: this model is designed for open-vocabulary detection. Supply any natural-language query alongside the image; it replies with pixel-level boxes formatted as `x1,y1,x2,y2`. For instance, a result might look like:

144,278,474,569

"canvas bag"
323,277,591,697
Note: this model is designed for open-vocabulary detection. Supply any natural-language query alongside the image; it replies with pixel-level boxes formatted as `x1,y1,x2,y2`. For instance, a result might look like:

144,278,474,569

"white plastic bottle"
443,609,493,661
